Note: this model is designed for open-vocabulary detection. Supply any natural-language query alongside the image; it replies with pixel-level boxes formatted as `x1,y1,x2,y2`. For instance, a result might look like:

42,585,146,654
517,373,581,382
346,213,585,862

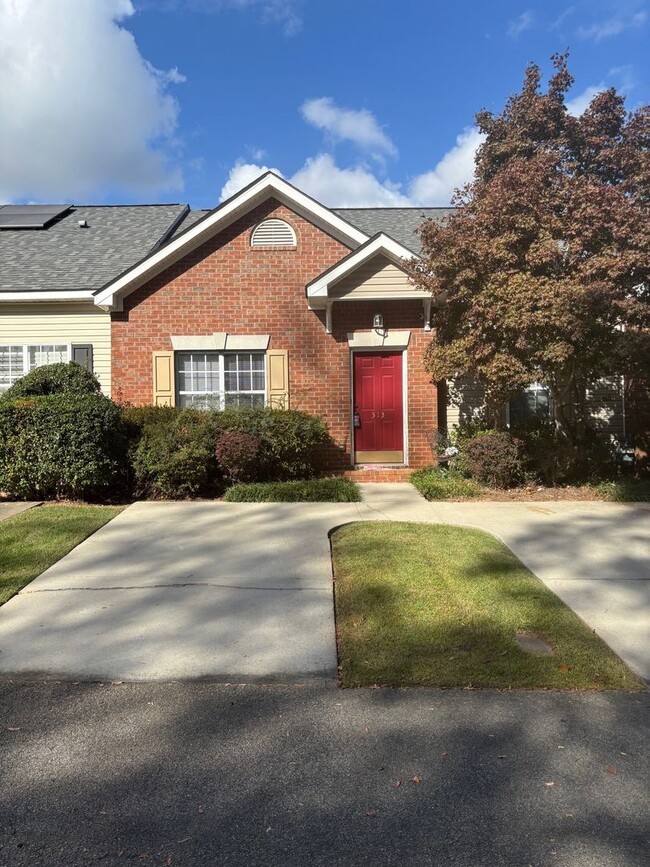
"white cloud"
219,127,483,208
147,0,303,36
0,0,184,201
507,9,534,39
300,97,397,156
408,128,484,205
578,8,646,42
566,84,605,116
219,161,283,201
291,155,409,206
219,154,409,206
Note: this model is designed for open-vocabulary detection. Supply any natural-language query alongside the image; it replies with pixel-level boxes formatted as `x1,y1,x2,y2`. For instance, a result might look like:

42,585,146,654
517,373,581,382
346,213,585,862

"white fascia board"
306,233,420,298
94,172,370,310
0,290,95,302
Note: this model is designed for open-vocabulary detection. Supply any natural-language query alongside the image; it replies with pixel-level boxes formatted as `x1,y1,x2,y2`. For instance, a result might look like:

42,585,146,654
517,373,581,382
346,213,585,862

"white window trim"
175,350,266,409
0,342,71,391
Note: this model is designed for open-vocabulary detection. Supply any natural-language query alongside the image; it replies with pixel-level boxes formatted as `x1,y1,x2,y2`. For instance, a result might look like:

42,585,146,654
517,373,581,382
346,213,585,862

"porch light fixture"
372,313,384,330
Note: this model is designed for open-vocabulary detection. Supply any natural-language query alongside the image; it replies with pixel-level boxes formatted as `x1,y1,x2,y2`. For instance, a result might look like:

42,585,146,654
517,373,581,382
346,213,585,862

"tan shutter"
266,349,289,409
152,352,175,406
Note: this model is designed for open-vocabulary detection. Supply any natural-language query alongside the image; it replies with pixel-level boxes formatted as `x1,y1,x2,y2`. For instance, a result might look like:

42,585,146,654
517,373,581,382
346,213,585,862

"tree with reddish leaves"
411,54,649,444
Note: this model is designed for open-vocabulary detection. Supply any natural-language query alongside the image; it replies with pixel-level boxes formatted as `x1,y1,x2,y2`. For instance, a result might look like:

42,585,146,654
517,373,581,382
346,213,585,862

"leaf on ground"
605,764,618,775
7,726,21,731
544,781,555,787
363,810,377,817
411,775,422,784
558,663,570,672
391,781,401,789
363,725,369,733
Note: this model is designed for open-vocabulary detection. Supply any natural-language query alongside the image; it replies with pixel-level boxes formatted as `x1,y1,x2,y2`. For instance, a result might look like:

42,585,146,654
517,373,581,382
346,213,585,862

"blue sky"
1,0,647,208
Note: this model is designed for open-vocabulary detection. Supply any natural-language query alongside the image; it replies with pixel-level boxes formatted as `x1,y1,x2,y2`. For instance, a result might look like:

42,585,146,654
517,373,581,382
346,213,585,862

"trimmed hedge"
1,362,101,399
125,405,331,498
223,478,361,503
0,393,125,500
411,466,482,500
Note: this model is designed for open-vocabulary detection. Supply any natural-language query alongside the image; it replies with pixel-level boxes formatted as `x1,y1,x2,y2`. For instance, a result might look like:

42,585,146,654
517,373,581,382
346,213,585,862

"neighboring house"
0,202,189,396
0,172,638,473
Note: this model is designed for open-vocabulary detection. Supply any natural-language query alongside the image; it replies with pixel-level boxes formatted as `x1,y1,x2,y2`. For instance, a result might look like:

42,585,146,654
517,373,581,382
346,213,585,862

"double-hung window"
0,344,69,392
176,352,266,409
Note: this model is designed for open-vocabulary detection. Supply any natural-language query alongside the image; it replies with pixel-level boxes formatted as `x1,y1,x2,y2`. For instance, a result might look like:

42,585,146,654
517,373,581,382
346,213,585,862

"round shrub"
464,431,523,488
131,408,216,498
1,362,102,399
0,393,125,500
215,430,261,484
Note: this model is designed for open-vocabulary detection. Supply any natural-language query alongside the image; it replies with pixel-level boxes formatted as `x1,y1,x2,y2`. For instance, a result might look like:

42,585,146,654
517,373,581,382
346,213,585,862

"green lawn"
0,505,122,606
332,522,643,690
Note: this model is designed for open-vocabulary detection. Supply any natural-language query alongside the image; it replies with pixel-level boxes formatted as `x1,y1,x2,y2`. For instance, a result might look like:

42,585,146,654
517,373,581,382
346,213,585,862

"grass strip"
332,521,642,690
0,504,122,606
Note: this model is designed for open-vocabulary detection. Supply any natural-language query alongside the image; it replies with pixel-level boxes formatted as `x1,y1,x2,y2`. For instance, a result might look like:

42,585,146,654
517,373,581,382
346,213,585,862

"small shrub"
590,479,650,502
1,362,101,399
223,478,361,502
0,393,124,500
215,430,261,483
131,409,216,498
464,431,523,488
411,466,482,500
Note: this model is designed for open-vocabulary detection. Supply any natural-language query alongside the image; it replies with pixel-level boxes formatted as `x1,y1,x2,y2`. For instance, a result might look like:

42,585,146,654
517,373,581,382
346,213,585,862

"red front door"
353,352,404,463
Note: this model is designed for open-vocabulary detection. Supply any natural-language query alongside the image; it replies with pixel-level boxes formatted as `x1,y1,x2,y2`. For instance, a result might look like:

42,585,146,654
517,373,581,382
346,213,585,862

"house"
1,174,454,472
0,172,639,475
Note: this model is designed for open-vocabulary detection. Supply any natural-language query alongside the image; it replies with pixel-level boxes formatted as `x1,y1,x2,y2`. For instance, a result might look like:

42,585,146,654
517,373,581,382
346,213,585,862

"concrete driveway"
0,488,647,681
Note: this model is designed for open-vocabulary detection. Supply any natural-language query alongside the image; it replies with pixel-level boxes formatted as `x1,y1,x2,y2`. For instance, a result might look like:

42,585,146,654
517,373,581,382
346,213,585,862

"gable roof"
306,233,423,300
94,172,370,309
333,207,453,254
0,204,188,299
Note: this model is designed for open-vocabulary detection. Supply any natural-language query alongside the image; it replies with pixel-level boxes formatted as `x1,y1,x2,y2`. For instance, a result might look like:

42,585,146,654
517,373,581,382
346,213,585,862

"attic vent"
251,218,296,247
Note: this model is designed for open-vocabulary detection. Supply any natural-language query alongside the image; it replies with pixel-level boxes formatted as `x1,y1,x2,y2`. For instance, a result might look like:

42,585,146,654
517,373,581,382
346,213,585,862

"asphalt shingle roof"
0,201,453,294
0,204,188,293
333,207,454,254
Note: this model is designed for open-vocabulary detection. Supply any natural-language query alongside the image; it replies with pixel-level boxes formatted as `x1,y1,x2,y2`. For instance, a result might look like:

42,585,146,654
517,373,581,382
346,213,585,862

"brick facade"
111,198,438,470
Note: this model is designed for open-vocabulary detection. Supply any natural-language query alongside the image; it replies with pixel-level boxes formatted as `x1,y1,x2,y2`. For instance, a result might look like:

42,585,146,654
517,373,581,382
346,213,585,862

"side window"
0,343,70,392
509,382,552,426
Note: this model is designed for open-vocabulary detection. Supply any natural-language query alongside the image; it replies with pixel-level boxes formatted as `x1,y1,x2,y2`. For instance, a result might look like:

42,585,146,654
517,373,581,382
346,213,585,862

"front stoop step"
336,466,413,482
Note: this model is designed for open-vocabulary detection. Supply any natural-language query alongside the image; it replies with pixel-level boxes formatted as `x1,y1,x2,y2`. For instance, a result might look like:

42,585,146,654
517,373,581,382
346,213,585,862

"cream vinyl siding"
330,254,422,299
0,302,111,395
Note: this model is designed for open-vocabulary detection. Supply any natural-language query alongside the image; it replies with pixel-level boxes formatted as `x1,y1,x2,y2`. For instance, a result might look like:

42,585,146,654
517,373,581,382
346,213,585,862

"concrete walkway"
0,501,41,521
0,487,647,681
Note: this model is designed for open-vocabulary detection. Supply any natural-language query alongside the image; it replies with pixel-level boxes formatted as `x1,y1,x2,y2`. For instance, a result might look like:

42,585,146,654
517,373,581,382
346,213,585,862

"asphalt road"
1,682,648,867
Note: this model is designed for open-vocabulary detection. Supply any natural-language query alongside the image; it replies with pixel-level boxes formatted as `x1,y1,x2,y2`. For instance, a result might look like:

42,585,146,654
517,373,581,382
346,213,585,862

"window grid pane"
176,352,266,409
28,344,68,370
0,346,26,392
